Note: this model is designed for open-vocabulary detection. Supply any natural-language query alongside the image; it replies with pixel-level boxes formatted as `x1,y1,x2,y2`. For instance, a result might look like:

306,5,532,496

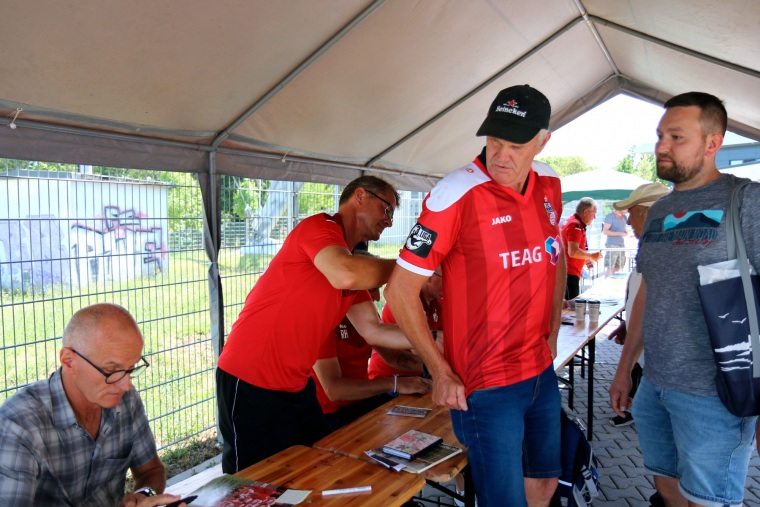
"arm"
120,455,168,506
602,223,627,237
567,241,603,262
313,357,431,401
373,346,425,372
547,252,567,358
609,278,646,417
384,267,467,411
314,245,396,290
346,302,412,350
124,493,186,507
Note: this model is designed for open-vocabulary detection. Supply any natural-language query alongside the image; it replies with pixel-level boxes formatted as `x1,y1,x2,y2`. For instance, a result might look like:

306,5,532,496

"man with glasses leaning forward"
216,175,415,473
0,303,186,507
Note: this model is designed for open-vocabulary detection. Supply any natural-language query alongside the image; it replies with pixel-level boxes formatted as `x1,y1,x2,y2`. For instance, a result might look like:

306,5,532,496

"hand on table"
397,376,433,395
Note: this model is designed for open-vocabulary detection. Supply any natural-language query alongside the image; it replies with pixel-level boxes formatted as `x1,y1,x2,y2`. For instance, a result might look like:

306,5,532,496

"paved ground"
416,323,760,506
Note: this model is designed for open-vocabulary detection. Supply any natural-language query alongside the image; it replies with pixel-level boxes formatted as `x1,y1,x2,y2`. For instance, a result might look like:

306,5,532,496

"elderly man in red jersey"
385,85,566,507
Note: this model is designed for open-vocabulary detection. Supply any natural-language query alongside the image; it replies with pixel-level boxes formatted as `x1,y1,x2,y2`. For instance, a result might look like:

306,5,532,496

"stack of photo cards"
386,405,433,418
365,442,463,475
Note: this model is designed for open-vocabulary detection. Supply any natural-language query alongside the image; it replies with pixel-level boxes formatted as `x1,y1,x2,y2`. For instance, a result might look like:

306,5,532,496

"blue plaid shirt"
0,369,157,506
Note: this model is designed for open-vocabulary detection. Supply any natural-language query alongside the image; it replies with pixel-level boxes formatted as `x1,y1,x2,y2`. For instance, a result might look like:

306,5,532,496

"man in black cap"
385,85,566,506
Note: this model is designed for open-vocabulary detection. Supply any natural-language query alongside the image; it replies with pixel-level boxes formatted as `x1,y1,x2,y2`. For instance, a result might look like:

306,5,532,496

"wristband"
134,487,156,497
393,374,399,394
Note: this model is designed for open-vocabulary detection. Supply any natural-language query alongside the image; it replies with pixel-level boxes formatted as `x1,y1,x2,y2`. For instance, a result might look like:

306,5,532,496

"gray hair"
575,197,597,215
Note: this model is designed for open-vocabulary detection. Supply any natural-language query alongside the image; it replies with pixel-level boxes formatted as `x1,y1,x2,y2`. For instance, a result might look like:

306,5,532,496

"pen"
165,495,197,507
322,486,372,495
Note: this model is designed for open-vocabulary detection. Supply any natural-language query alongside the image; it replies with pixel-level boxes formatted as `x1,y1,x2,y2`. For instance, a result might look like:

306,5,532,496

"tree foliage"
615,151,666,184
537,155,596,177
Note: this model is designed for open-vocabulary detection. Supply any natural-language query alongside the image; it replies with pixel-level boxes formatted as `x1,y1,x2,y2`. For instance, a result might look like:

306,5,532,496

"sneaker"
609,411,634,427
649,492,665,507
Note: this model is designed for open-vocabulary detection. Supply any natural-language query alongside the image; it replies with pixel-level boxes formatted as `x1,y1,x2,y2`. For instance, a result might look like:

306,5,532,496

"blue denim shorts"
451,365,561,507
633,376,757,507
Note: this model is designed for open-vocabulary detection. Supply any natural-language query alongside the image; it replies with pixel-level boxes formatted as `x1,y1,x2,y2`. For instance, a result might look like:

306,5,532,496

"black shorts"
216,367,330,473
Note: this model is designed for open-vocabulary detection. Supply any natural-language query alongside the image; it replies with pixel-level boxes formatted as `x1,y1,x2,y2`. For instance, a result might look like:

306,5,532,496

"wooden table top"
236,445,426,507
554,278,625,371
314,393,467,483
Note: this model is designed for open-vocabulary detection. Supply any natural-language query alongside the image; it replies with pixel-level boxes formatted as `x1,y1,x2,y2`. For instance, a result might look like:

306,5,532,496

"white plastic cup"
574,299,586,320
587,300,601,321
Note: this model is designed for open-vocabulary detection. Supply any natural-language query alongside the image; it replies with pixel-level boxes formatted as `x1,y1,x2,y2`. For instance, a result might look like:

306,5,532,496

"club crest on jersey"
543,197,556,226
405,223,436,258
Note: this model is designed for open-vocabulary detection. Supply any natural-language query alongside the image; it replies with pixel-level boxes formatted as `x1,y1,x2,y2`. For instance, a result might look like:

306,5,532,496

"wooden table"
235,445,426,506
314,393,466,483
554,277,625,440
314,392,473,506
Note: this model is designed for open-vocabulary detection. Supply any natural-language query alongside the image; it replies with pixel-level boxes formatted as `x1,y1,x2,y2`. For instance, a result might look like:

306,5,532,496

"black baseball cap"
476,84,551,144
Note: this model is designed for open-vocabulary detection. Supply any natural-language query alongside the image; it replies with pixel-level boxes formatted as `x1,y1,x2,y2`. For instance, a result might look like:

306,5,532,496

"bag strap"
727,180,760,378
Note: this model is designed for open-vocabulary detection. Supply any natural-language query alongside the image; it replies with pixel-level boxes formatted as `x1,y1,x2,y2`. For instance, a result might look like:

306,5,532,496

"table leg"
587,339,595,441
464,465,475,507
568,357,575,410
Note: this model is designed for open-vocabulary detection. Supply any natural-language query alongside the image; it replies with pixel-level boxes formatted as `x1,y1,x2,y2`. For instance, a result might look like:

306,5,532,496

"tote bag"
697,180,760,417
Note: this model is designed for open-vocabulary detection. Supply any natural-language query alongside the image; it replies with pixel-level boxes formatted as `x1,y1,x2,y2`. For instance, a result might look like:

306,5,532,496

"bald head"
63,303,143,354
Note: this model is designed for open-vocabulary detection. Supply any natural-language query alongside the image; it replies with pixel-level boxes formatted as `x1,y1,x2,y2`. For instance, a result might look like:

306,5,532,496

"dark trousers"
216,367,330,473
565,275,581,300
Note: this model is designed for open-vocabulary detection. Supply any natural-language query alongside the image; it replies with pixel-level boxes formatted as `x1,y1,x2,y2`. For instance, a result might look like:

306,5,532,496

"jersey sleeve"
398,196,462,275
299,216,347,262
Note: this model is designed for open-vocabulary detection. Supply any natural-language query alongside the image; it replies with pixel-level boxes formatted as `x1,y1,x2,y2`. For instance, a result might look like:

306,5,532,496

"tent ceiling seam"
588,15,760,79
363,15,586,169
210,0,386,151
573,0,620,76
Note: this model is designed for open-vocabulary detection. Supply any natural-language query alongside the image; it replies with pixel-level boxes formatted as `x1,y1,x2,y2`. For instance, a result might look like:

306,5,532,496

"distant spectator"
602,208,629,276
560,197,603,299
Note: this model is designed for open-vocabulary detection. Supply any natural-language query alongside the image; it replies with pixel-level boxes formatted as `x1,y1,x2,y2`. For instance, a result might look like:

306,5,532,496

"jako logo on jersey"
545,236,561,265
405,223,436,258
544,197,557,226
499,246,543,269
492,214,513,225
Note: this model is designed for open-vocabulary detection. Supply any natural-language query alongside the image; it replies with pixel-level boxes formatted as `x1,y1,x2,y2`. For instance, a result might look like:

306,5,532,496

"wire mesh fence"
0,159,424,453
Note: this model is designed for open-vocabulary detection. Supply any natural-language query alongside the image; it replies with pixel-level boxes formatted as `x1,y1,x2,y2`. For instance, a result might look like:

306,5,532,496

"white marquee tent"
1,0,759,192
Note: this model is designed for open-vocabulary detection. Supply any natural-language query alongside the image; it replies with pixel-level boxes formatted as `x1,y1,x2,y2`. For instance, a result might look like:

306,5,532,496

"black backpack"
551,409,600,507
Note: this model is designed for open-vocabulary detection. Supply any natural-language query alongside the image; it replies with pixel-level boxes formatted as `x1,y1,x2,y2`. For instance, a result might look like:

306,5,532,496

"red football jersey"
560,213,587,278
312,315,373,414
218,213,370,392
367,296,442,379
396,157,563,396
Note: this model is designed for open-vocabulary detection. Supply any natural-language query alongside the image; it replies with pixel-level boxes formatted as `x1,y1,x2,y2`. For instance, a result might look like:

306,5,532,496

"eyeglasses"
69,348,149,384
364,189,395,222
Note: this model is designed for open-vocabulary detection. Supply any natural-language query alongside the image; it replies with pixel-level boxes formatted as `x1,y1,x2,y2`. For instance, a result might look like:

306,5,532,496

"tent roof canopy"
1,0,758,191
561,169,651,202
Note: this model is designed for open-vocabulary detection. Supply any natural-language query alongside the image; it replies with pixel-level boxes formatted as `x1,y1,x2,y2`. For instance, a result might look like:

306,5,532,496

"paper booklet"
366,442,463,474
382,429,443,460
386,405,433,418
188,474,310,506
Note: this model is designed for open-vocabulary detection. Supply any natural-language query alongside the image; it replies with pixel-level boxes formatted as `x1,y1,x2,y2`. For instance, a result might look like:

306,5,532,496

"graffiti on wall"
70,206,166,288
0,206,166,292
